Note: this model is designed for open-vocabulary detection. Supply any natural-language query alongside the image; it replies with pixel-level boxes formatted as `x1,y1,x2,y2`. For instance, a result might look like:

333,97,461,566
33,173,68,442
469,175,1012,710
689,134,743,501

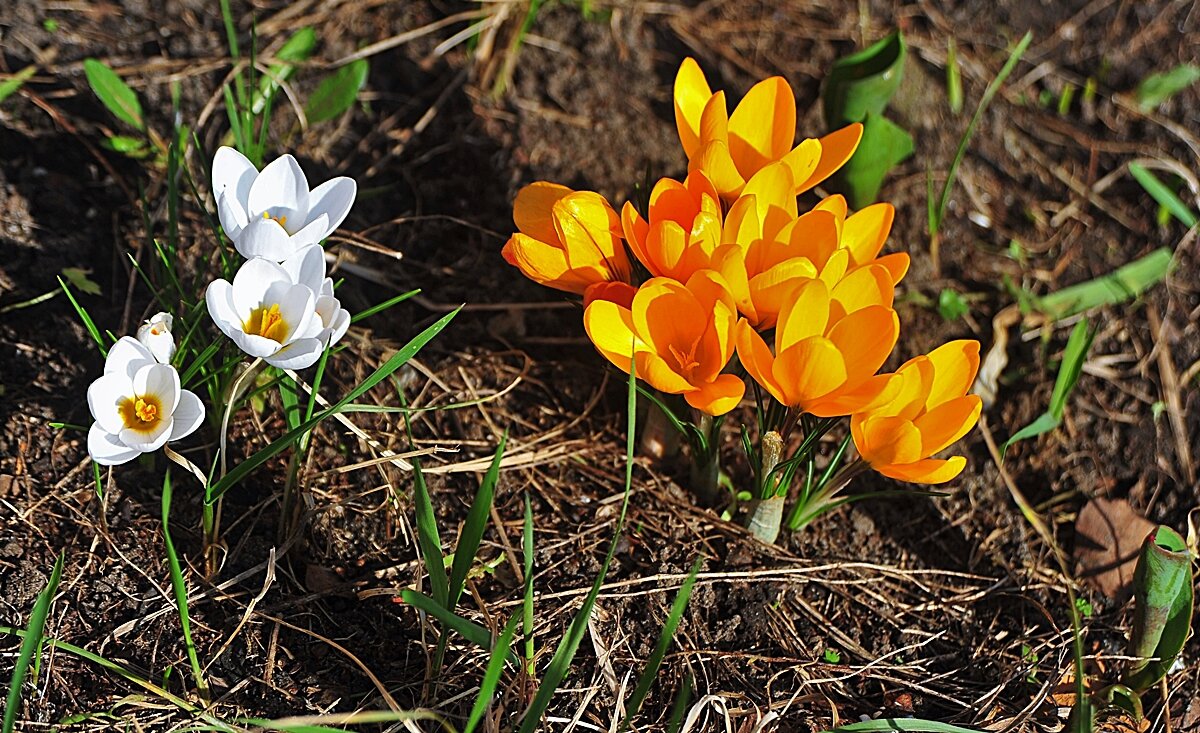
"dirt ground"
1,0,1198,730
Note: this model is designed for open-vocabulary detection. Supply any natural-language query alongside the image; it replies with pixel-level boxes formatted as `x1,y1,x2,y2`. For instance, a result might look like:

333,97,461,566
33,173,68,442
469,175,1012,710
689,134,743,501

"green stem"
688,413,721,505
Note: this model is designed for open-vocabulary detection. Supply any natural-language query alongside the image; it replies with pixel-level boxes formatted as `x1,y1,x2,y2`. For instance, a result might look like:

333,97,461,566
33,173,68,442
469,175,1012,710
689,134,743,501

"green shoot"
463,615,521,733
0,64,37,106
945,39,962,115
1002,318,1095,454
3,554,63,733
1034,247,1172,320
522,493,535,675
161,471,209,699
1128,163,1198,228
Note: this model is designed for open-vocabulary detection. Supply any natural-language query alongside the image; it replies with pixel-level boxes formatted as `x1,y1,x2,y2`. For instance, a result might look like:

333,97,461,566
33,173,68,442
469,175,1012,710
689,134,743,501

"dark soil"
1,0,1198,730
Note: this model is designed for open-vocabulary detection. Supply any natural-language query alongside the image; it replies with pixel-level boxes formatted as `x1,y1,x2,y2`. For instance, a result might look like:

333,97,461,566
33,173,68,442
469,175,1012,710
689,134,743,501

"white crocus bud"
211,147,357,261
87,337,205,466
136,312,176,364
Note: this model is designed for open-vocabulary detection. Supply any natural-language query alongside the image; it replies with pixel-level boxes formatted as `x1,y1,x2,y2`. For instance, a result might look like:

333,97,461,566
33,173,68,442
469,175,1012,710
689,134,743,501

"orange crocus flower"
851,340,982,484
736,276,898,417
621,172,723,282
502,182,630,295
812,195,909,285
583,271,745,416
674,57,863,201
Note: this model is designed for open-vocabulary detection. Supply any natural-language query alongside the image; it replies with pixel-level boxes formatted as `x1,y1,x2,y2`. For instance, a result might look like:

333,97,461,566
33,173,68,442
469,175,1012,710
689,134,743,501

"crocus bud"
137,312,176,364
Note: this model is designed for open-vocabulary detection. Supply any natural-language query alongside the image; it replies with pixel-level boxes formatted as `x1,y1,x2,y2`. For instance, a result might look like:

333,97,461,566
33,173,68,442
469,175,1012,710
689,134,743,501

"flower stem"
640,398,681,460
746,431,785,543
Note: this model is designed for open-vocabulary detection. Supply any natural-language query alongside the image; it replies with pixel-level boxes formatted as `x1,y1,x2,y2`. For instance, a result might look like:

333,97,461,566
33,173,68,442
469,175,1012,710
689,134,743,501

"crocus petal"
231,331,285,359
305,177,356,238
212,146,258,207
773,336,848,407
693,139,746,200
877,456,966,484
236,216,301,260
780,138,822,194
134,363,181,414
217,190,249,242
728,76,795,177
119,414,173,452
248,154,309,218
205,279,241,341
915,395,982,456
697,91,730,146
553,192,626,278
685,373,745,416
924,340,981,409
858,415,923,466
583,299,641,374
674,57,714,159
875,252,910,284
620,202,652,272
800,123,863,192
807,373,897,418
88,423,140,466
740,162,797,240
735,319,786,404
282,245,327,292
843,203,895,265
88,373,133,434
632,279,706,359
514,182,574,243
169,390,205,441
264,337,324,370
826,306,898,384
271,284,317,343
831,263,894,316
644,220,688,279
633,351,693,394
104,336,156,378
230,258,291,317
775,278,830,351
747,258,820,330
289,213,331,249
584,281,637,310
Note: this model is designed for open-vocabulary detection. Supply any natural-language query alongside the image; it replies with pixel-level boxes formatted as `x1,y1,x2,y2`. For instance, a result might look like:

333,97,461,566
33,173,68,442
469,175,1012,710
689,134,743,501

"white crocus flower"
212,146,356,261
136,312,176,364
206,258,326,369
87,337,205,466
281,246,350,347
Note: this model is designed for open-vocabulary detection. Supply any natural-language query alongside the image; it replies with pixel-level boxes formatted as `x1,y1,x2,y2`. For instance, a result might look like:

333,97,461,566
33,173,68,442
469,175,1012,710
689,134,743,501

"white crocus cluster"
208,149,356,370
87,335,204,466
212,146,356,261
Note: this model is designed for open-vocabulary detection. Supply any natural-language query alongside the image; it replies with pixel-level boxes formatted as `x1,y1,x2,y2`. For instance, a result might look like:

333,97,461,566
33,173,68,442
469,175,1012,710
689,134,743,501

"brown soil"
1,0,1198,730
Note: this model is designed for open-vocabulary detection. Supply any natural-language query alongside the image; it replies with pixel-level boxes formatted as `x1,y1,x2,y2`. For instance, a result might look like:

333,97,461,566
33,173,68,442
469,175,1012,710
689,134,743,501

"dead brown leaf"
1074,497,1156,600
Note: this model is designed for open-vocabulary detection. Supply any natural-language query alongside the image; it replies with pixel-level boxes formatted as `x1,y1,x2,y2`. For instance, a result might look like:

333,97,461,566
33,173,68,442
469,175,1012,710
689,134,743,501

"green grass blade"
305,59,369,124
463,614,521,733
251,27,316,115
0,64,37,105
522,493,535,674
412,459,449,608
946,39,963,114
1035,247,1172,320
932,31,1031,234
57,276,108,356
350,289,421,324
3,554,63,733
399,590,496,652
665,674,693,733
447,432,507,608
619,555,703,731
1002,318,1095,454
518,363,638,733
83,58,144,130
1128,163,1198,228
1135,63,1200,110
162,472,209,698
207,309,459,502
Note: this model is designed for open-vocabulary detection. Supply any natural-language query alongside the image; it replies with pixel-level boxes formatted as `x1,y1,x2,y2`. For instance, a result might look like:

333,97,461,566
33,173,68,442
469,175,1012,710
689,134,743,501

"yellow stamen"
244,303,290,343
668,343,700,376
262,210,288,228
119,394,162,432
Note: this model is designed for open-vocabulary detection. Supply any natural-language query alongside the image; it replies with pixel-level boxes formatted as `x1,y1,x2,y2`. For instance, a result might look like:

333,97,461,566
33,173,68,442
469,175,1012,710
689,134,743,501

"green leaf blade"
305,59,369,124
83,58,144,131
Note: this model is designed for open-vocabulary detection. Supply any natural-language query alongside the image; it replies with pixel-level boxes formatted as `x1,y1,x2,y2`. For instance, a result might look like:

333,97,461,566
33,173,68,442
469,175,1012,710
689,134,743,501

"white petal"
234,216,299,261
248,154,309,220
205,279,241,339
231,258,290,317
217,190,249,242
212,146,258,206
281,245,326,292
320,277,335,298
291,212,330,248
231,330,284,359
137,314,176,365
88,373,133,434
273,283,317,342
305,177,356,238
134,363,181,414
88,423,139,466
264,338,324,370
315,295,350,346
104,336,156,378
120,417,172,452
169,390,205,441
326,308,350,347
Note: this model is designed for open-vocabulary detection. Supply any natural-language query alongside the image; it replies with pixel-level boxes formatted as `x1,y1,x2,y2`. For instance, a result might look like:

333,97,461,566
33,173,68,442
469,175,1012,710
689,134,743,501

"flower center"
244,303,289,343
263,210,289,229
668,343,701,378
119,395,162,432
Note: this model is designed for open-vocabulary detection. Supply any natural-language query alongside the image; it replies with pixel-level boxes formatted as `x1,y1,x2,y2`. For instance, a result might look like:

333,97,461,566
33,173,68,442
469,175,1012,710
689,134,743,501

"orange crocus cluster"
502,58,981,486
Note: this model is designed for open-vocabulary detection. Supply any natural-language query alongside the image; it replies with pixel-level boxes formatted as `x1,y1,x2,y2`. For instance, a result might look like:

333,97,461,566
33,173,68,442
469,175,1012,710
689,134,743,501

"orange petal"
857,415,923,466
826,306,898,383
915,395,982,455
674,57,714,159
924,340,982,409
807,372,898,418
584,281,637,310
782,209,839,267
748,258,820,330
728,76,796,177
814,193,848,221
583,299,641,373
775,278,830,351
882,358,937,421
742,162,798,239
514,181,573,243
772,336,847,408
780,138,822,195
735,319,786,404
721,194,760,246
633,278,707,358
831,263,895,316
876,456,966,484
843,203,895,265
645,220,689,279
685,373,745,416
698,91,730,145
693,139,746,200
553,192,624,270
710,244,757,324
799,123,863,192
634,351,693,394
503,233,581,293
